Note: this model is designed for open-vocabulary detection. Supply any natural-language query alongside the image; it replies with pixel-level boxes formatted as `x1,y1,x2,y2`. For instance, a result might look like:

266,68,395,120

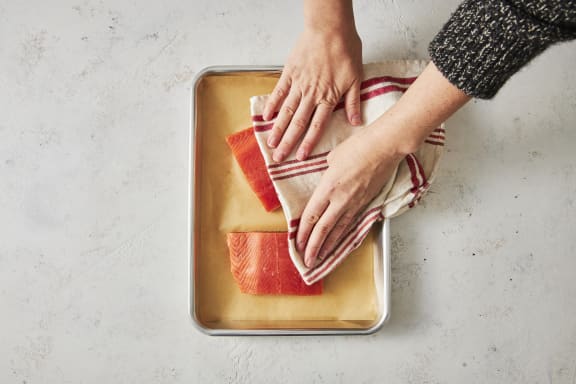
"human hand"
263,26,363,162
295,60,472,268
295,130,403,268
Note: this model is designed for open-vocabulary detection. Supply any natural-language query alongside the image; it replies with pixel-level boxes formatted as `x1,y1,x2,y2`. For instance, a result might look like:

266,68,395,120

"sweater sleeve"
429,0,576,99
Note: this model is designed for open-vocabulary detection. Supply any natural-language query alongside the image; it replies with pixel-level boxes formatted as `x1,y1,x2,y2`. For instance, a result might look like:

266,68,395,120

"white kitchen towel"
250,61,445,285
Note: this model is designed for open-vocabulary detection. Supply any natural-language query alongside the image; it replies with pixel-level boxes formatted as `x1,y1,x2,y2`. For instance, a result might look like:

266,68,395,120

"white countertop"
1,1,575,382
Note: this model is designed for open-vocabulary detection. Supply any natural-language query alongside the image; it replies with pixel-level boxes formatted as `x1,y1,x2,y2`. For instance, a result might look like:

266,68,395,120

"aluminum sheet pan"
188,66,390,335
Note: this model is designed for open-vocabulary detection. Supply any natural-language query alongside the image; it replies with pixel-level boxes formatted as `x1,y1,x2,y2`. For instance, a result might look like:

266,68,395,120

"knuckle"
291,117,308,131
330,183,340,194
271,123,284,135
317,225,330,235
320,91,340,106
300,83,313,95
275,86,286,98
318,97,337,108
308,243,321,253
347,95,360,106
305,214,318,224
283,105,295,116
310,119,323,132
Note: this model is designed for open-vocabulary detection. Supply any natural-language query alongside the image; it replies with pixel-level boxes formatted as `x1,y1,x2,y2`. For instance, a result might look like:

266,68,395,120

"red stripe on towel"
269,159,327,176
360,76,416,89
252,112,278,122
360,76,417,89
334,84,409,111
406,154,427,208
289,218,300,228
424,140,444,146
360,85,409,102
253,123,274,132
271,166,329,181
267,151,330,169
405,154,420,194
413,154,429,187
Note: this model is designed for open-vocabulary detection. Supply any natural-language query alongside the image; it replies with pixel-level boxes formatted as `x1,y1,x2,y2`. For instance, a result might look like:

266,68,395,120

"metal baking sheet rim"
187,65,391,336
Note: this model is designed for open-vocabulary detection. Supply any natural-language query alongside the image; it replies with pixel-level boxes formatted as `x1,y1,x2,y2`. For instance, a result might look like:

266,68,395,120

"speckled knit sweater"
429,0,576,98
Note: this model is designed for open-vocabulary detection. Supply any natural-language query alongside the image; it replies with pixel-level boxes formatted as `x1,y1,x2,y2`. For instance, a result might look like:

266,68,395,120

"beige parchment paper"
193,71,380,329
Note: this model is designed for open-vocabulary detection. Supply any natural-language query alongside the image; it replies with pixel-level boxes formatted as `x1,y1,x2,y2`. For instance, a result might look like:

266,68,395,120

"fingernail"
267,136,277,148
296,149,306,161
351,114,361,126
272,150,284,162
304,255,313,268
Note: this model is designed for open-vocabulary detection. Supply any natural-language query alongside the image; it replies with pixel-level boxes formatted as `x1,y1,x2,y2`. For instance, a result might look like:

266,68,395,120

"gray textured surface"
1,0,575,383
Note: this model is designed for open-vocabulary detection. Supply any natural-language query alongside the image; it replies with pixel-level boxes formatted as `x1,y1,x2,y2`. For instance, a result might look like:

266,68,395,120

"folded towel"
250,61,444,285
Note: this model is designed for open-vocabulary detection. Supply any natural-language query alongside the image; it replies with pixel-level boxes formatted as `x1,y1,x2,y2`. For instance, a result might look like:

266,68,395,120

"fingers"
296,191,330,256
264,76,360,161
316,211,357,261
297,181,350,268
344,80,362,126
263,72,291,121
267,90,301,149
272,97,315,162
302,202,346,268
296,102,334,160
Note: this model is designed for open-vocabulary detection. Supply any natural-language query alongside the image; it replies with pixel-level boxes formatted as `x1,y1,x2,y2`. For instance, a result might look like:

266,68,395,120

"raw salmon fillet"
227,232,323,295
226,127,281,212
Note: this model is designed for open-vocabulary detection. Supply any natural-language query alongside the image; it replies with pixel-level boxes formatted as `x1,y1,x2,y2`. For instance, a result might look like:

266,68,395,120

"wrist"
365,114,422,160
350,127,407,173
388,128,422,158
303,0,357,36
304,20,358,37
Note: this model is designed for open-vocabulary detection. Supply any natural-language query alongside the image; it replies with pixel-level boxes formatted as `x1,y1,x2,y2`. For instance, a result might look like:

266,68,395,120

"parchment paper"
193,72,379,329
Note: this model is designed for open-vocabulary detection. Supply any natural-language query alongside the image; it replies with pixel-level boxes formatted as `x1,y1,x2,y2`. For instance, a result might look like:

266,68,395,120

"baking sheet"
189,68,388,334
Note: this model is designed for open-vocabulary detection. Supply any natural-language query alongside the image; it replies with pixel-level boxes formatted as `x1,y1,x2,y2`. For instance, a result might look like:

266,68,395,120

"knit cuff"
429,0,576,99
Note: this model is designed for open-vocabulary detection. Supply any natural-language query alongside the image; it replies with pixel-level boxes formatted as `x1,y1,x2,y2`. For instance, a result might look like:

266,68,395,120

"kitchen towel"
250,61,444,285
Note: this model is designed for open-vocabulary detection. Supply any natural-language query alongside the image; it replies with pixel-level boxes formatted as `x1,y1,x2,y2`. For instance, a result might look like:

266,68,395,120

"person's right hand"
262,26,363,162
296,129,403,268
295,61,472,267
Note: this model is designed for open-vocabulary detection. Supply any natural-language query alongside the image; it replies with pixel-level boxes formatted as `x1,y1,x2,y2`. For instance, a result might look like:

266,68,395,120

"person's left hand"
295,129,403,268
262,26,363,163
